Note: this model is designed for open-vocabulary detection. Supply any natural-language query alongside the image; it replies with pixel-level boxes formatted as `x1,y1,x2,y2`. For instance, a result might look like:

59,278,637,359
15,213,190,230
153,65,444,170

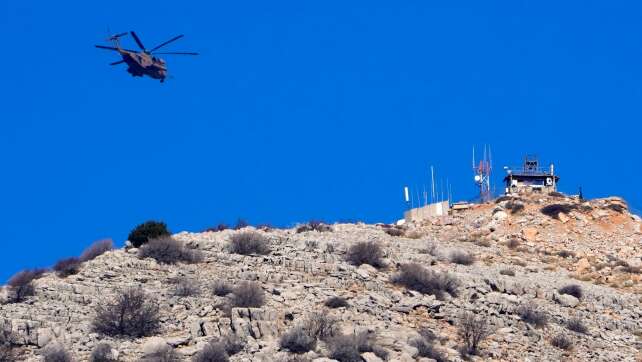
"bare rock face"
1,194,641,361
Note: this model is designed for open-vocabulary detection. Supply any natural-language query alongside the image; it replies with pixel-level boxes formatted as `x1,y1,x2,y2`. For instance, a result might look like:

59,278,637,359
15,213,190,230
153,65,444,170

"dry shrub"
304,240,318,251
384,228,404,237
174,277,200,297
296,220,332,233
327,332,388,362
280,327,317,353
495,196,512,203
303,312,339,341
92,287,160,337
549,191,565,198
346,241,385,269
128,220,170,248
138,237,203,264
391,263,459,300
566,318,588,334
324,296,349,309
141,343,180,362
218,334,244,355
6,269,44,303
192,342,228,362
411,328,447,362
90,343,117,362
80,239,114,262
0,330,14,362
458,312,492,356
230,282,265,308
43,344,73,362
500,269,515,276
505,201,525,214
53,257,82,278
517,303,548,328
449,250,475,265
541,204,577,219
506,239,520,249
557,250,575,258
205,224,229,232
228,231,270,255
233,219,250,230
559,284,583,299
212,280,233,297
550,334,573,350
475,239,491,248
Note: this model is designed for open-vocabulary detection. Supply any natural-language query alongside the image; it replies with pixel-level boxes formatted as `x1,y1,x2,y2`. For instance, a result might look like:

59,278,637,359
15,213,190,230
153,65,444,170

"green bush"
128,221,170,248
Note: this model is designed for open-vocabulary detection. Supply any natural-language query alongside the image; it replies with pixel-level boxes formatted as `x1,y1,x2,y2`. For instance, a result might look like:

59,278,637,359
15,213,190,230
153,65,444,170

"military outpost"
403,152,560,223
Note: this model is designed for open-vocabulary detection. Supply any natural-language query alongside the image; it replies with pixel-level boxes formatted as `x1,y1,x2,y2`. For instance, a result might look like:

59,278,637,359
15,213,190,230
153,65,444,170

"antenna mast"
473,145,492,202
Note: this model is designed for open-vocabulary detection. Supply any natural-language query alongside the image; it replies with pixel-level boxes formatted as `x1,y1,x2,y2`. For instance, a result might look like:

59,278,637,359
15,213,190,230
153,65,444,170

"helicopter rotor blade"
110,60,125,66
130,31,146,50
152,51,199,55
95,45,139,53
149,34,184,52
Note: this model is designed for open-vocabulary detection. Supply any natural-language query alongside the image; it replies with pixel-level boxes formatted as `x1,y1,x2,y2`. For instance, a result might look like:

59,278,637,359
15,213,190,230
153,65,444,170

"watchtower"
503,155,559,194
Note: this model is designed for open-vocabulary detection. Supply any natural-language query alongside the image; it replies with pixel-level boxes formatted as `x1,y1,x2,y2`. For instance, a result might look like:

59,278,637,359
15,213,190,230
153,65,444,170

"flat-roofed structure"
504,155,559,194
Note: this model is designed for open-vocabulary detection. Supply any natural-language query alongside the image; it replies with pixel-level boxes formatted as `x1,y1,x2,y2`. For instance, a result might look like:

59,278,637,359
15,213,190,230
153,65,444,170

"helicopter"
95,31,198,82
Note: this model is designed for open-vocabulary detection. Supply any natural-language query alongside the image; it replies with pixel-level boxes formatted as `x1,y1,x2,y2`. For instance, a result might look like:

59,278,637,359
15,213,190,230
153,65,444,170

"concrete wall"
404,201,450,222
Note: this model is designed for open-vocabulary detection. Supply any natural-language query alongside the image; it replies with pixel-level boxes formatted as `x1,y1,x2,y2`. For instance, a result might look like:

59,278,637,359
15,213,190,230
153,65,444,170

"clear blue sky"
1,1,640,282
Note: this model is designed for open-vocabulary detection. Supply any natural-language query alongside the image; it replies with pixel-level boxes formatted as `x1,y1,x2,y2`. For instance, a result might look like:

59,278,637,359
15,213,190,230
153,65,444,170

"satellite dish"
474,175,481,182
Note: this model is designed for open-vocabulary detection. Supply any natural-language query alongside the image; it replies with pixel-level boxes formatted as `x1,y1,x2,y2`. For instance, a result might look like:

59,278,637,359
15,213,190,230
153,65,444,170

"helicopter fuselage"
118,50,167,81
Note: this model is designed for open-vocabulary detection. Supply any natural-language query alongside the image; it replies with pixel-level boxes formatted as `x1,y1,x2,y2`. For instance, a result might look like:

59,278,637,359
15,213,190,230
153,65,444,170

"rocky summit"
1,193,641,361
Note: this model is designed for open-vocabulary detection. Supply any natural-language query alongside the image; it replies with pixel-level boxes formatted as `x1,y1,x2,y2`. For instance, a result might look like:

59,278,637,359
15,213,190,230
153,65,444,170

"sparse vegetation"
174,277,200,297
506,239,520,249
384,227,404,237
43,345,73,362
303,312,339,341
80,239,114,262
449,250,475,265
517,303,548,328
192,342,229,362
233,219,250,230
296,220,332,233
475,239,491,247
128,220,170,248
138,237,203,264
90,343,117,362
212,280,233,297
505,201,525,214
549,191,565,198
327,332,388,362
566,318,588,334
608,203,626,213
228,231,270,255
205,224,229,233
458,312,492,356
325,296,349,309
218,334,244,356
304,240,318,251
541,204,577,219
0,330,14,362
230,282,265,308
557,250,575,258
346,241,385,268
141,343,180,362
391,263,459,300
550,334,573,350
53,257,82,278
411,328,447,362
559,284,583,299
280,327,317,353
500,269,515,276
5,268,45,303
92,287,160,337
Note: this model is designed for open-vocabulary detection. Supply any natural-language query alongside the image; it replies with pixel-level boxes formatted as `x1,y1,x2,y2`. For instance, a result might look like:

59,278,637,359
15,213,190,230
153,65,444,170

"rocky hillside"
1,193,641,361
